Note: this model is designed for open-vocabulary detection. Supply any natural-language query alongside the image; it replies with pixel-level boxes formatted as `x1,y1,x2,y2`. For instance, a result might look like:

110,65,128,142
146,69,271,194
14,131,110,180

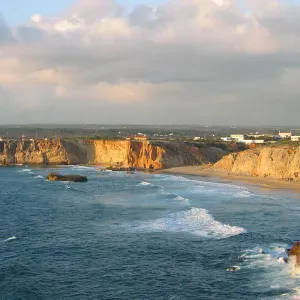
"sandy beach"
162,166,300,193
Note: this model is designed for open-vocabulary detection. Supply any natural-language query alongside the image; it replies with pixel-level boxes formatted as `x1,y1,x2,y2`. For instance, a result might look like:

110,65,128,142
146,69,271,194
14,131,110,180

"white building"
220,137,232,142
291,136,300,142
230,134,245,142
242,140,265,145
279,131,291,138
193,137,201,141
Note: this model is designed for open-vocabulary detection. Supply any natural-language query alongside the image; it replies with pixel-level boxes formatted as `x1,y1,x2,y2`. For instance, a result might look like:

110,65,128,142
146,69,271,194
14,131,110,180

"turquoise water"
1,166,300,299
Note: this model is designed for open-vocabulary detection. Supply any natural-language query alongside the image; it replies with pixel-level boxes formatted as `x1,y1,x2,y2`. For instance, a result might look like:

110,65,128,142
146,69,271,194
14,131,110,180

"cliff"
0,139,208,169
213,145,300,181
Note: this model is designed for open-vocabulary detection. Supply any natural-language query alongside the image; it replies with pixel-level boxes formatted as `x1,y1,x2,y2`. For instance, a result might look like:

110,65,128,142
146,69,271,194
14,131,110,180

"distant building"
126,135,148,141
193,137,201,141
220,137,232,142
279,131,291,138
230,134,245,142
249,134,272,138
242,140,265,145
291,136,300,142
0,137,2,141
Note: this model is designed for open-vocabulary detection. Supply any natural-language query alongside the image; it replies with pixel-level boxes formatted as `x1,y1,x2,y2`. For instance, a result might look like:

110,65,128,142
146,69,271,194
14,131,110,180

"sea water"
1,166,300,299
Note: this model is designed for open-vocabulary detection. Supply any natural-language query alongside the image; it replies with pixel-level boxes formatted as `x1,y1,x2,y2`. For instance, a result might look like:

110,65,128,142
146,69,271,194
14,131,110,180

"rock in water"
47,172,87,182
288,242,300,267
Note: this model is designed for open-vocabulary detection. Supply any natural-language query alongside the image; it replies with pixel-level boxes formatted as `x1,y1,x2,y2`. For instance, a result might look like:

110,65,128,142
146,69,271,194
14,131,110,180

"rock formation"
213,145,300,181
288,242,300,267
0,139,207,169
47,172,88,182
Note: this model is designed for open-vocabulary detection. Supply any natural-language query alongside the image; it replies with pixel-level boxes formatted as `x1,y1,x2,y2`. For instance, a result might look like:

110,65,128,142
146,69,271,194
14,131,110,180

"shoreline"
161,166,300,193
4,163,300,193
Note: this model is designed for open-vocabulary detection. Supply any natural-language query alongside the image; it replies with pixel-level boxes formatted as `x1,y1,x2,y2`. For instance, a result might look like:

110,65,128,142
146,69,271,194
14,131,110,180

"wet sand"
161,166,300,193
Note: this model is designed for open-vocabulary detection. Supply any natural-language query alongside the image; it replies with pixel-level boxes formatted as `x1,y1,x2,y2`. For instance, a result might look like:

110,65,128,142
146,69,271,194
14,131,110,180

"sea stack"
47,172,88,182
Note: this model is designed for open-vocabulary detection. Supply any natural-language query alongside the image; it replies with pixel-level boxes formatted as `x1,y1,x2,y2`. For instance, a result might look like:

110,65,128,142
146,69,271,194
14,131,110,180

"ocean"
1,166,300,299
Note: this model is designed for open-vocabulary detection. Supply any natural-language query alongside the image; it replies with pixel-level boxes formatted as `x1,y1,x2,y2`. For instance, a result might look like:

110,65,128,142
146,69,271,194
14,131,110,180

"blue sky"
1,0,300,25
0,0,166,25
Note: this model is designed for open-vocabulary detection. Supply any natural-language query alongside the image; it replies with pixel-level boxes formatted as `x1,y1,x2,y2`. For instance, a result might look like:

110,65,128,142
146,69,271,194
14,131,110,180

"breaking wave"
138,181,153,186
139,181,153,186
125,207,247,239
4,236,17,242
18,168,32,173
137,181,163,190
173,196,190,205
237,244,300,299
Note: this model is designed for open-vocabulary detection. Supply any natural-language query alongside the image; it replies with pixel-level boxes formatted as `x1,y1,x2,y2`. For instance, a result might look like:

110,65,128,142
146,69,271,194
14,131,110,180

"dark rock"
47,172,87,182
106,166,137,172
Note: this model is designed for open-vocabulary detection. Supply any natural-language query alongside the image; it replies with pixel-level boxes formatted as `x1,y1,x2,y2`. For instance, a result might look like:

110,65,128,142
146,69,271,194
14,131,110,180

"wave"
125,207,246,239
71,165,99,172
34,175,44,179
238,244,300,299
233,190,252,198
4,236,16,242
156,174,248,190
138,181,154,186
64,183,79,191
17,168,32,173
173,196,190,205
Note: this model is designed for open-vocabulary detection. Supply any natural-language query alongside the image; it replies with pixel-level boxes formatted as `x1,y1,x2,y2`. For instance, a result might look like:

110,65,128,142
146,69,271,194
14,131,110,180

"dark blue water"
1,166,300,299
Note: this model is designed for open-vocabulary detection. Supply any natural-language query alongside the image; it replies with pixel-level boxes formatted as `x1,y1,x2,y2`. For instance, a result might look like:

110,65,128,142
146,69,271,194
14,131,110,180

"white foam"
173,196,190,205
138,181,153,186
34,175,44,179
4,236,16,242
159,174,248,190
71,165,98,171
239,244,300,298
18,168,32,173
233,190,252,198
126,207,246,239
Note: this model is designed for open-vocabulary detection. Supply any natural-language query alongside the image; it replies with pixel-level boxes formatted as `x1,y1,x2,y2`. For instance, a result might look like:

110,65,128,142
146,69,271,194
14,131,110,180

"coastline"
161,166,300,193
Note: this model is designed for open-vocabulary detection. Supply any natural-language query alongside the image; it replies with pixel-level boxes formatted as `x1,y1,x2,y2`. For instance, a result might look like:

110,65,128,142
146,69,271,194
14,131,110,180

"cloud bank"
0,0,300,125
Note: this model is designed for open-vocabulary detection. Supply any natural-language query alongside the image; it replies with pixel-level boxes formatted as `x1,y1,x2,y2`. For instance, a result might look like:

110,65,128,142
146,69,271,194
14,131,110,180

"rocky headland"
0,139,213,169
213,145,300,182
2,140,300,185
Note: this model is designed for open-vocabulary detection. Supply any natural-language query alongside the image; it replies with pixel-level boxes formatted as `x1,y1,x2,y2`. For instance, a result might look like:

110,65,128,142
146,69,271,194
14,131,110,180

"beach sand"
161,166,300,193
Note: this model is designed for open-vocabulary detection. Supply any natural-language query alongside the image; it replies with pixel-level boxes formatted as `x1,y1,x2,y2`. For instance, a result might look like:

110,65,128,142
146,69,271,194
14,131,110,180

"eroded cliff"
0,139,207,169
213,145,300,181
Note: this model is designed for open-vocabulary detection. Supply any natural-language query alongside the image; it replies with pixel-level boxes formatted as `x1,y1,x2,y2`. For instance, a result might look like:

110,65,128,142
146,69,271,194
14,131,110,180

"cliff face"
0,140,69,165
0,139,206,169
213,145,300,181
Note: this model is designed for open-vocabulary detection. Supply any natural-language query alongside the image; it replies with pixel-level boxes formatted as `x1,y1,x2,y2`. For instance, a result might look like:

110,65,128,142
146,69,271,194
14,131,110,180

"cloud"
0,16,14,44
0,0,300,124
16,25,44,42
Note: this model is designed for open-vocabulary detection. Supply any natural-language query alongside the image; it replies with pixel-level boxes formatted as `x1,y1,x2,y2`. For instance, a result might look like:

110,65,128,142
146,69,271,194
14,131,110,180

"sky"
0,0,300,125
